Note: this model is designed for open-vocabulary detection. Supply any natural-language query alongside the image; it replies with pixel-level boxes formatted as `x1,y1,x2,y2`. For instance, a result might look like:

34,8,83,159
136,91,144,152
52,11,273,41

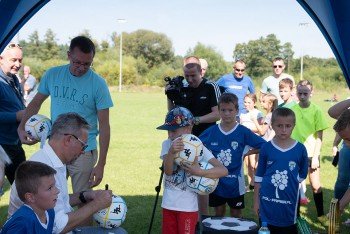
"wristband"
194,117,200,125
79,191,87,203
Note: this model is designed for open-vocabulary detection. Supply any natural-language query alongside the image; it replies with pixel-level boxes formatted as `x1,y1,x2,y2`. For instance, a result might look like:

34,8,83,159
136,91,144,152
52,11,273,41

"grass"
0,87,350,234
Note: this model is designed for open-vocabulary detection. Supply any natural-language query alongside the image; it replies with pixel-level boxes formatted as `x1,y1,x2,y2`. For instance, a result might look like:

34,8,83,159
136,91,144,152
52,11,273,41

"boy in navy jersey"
200,93,266,218
254,108,308,234
1,161,59,234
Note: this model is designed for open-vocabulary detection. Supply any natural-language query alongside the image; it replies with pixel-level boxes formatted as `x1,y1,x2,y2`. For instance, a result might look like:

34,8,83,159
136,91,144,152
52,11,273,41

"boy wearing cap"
157,106,228,234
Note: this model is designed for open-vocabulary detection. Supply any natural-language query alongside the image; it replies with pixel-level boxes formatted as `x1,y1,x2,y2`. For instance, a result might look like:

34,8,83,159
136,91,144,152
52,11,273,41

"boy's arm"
332,133,342,156
253,183,261,218
328,99,350,119
182,156,228,179
311,130,323,169
164,138,183,176
244,148,260,157
340,188,350,214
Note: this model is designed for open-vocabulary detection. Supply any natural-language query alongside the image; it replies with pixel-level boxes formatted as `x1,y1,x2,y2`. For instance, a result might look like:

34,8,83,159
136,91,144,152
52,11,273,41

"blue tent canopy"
0,0,49,52
297,0,350,87
1,0,349,87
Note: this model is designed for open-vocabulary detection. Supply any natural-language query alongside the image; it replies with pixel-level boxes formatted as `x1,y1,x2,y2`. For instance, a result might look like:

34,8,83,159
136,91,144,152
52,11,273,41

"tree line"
18,29,345,91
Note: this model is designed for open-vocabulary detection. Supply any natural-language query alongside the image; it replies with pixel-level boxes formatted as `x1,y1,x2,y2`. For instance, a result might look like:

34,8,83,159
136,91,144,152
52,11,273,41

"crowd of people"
0,37,349,234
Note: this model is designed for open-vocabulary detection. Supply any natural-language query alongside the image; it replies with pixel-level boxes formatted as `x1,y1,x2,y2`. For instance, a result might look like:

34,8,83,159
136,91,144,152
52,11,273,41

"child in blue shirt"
1,161,59,234
200,93,266,218
254,108,308,234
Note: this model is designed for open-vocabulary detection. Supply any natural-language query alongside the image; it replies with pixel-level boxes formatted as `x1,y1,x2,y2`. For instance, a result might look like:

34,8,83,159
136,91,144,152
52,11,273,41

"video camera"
164,76,192,107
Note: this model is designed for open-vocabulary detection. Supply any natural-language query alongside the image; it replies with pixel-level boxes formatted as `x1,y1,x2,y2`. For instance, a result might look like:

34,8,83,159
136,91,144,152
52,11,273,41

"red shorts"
162,208,198,234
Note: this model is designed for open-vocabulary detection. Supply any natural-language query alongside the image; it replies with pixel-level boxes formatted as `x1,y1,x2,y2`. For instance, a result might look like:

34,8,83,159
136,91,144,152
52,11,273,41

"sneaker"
342,218,350,227
300,197,309,205
246,185,254,192
317,215,328,226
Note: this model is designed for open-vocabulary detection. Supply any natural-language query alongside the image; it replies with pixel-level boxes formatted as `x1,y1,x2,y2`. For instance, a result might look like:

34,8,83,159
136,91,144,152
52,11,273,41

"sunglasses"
273,65,283,68
64,133,88,151
7,43,22,50
235,68,245,72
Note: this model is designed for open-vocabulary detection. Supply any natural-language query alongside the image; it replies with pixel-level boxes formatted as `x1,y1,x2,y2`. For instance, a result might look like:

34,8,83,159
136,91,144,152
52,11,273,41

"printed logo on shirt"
231,141,238,150
228,85,243,90
217,149,232,166
267,161,273,165
210,142,219,146
199,96,207,100
271,170,288,199
289,161,296,171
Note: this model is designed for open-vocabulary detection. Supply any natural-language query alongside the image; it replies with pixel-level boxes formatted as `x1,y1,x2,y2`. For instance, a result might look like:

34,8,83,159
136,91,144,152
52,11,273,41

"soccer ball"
186,161,219,195
25,114,52,141
174,134,203,166
93,194,127,229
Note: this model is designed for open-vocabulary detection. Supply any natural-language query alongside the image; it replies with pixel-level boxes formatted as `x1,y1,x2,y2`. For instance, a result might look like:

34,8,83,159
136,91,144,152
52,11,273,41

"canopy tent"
297,0,350,87
0,0,49,52
0,0,349,87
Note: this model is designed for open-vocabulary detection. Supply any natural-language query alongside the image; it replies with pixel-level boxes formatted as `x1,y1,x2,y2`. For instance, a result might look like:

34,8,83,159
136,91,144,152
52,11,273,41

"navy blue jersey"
200,123,266,198
255,140,308,227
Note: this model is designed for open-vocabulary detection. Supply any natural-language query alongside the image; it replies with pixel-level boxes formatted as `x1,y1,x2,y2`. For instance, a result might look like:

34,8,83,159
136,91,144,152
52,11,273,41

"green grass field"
1,88,350,234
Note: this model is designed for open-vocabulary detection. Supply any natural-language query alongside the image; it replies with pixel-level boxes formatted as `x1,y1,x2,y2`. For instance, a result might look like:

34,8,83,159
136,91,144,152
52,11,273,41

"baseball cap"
157,107,194,130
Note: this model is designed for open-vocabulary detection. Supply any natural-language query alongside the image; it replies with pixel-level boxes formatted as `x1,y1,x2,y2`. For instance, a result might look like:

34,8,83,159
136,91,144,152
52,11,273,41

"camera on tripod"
164,76,192,106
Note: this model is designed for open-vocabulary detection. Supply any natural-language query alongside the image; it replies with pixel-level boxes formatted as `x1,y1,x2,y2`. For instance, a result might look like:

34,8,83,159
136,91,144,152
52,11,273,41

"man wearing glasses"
217,60,255,115
0,42,26,187
260,57,294,105
18,36,113,206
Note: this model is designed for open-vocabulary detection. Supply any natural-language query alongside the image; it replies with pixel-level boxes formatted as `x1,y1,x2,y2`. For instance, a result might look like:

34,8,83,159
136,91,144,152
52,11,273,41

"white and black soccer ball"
93,194,127,229
174,134,203,166
25,114,51,141
186,161,219,195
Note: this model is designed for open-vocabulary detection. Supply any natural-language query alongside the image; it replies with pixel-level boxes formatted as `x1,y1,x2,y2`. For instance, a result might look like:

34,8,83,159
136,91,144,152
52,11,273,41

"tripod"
147,163,164,234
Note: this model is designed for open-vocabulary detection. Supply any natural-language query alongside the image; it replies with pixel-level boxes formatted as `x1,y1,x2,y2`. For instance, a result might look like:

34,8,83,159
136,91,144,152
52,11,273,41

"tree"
122,29,174,68
42,29,60,60
233,34,294,78
187,43,229,80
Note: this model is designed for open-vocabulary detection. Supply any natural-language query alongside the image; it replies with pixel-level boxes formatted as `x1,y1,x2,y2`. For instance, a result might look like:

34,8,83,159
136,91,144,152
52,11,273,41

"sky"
15,0,335,62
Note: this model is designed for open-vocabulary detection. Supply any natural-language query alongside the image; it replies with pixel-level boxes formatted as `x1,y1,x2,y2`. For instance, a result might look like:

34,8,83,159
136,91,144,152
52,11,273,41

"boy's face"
219,102,238,124
32,175,59,211
168,127,191,141
338,126,350,147
271,116,295,140
279,86,292,101
296,85,312,104
243,97,255,111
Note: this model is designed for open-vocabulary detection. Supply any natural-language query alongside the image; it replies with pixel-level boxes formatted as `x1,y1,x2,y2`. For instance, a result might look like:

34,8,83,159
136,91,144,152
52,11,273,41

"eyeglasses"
64,134,88,151
273,65,283,68
6,43,22,50
70,55,93,69
235,68,245,72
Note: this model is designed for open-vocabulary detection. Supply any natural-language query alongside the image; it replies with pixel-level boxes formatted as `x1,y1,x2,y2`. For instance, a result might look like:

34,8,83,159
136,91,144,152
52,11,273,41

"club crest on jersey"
231,141,238,150
289,161,296,171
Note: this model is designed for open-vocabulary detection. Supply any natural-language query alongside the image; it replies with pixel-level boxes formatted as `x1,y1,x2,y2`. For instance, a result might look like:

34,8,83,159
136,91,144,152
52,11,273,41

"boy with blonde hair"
290,80,329,226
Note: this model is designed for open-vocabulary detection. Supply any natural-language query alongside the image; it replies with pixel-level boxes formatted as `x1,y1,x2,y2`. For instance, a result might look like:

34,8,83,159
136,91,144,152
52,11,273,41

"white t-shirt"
160,138,214,212
8,143,72,234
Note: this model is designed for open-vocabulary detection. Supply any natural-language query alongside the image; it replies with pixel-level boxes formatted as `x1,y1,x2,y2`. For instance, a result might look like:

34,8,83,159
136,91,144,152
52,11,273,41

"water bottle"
258,222,270,234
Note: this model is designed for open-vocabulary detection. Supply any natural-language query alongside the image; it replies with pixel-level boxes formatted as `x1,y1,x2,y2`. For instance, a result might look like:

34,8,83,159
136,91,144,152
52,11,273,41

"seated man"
8,112,127,234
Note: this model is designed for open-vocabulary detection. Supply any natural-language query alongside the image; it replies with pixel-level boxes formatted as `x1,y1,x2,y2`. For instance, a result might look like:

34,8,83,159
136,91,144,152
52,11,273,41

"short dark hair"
15,161,56,202
219,93,239,111
334,109,350,132
271,107,296,124
69,36,95,56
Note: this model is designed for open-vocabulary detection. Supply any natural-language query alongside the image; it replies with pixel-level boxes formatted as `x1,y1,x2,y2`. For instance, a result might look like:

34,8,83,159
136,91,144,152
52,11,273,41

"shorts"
67,149,98,193
308,156,320,168
209,193,245,209
162,208,198,234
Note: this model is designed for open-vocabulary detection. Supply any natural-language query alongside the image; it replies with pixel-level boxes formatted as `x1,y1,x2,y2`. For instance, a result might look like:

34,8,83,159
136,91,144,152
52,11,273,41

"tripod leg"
148,164,164,234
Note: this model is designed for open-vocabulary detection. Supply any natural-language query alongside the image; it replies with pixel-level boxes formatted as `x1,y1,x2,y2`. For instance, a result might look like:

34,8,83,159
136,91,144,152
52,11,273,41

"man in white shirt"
8,112,126,234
